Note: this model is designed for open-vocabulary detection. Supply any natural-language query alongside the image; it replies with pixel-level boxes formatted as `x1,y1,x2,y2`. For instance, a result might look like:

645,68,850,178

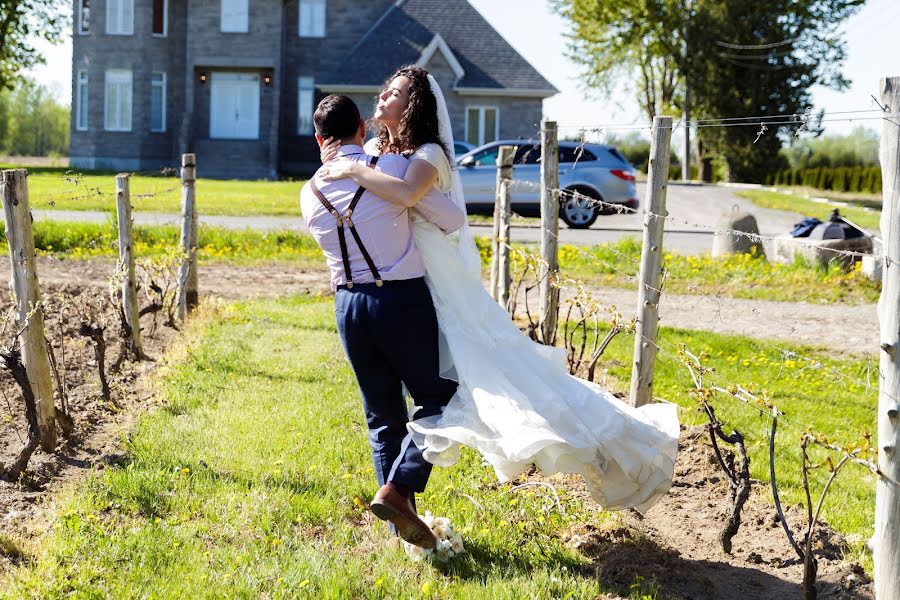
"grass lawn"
0,296,877,597
736,189,882,231
7,165,305,217
20,221,882,304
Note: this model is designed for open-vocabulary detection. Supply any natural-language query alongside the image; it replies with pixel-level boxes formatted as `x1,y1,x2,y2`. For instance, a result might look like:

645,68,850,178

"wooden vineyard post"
116,174,143,359
629,116,673,408
177,153,198,320
496,145,515,307
539,120,559,345
875,75,900,600
1,169,56,451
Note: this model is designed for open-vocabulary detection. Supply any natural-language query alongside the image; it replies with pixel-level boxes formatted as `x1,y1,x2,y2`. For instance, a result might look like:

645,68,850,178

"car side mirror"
460,155,476,168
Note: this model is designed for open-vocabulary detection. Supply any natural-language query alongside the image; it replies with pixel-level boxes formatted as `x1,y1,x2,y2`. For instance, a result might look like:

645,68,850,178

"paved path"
32,182,807,255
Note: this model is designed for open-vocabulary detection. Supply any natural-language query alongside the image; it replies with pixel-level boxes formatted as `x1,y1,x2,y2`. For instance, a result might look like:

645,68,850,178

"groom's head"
314,95,366,148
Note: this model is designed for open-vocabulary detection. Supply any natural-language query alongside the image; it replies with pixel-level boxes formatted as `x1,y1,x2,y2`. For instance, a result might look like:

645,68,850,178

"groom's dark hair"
314,95,362,141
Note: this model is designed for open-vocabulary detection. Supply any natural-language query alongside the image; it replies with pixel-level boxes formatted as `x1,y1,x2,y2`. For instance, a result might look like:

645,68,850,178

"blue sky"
29,0,900,140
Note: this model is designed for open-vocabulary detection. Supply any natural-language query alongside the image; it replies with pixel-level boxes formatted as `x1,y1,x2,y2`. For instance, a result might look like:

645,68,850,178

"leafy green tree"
0,77,69,156
554,0,866,183
0,0,66,90
551,0,688,121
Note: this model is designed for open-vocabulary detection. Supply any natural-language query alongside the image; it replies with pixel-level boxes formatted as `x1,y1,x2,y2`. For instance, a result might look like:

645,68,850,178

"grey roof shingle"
320,0,558,93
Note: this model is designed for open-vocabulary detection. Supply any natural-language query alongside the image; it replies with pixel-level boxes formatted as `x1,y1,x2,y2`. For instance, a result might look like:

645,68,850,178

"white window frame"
106,0,134,35
76,71,89,131
104,69,133,132
297,77,315,135
77,0,90,35
221,0,249,33
150,72,167,132
465,106,500,147
298,0,326,38
152,0,168,37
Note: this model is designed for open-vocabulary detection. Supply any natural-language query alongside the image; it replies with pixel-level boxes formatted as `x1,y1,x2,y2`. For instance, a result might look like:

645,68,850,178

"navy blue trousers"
334,277,458,494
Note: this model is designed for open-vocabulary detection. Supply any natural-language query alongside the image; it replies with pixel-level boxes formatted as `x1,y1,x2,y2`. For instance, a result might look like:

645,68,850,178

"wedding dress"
373,76,680,514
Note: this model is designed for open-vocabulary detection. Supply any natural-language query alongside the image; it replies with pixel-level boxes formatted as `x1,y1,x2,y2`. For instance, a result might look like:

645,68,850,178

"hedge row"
765,166,882,194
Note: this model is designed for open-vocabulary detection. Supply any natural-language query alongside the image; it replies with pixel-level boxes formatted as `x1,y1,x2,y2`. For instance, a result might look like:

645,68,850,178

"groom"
300,95,464,549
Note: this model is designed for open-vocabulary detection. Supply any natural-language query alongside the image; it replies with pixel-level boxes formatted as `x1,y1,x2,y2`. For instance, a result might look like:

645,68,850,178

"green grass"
1,297,632,599
22,221,882,303
0,297,876,597
6,164,305,216
503,236,882,304
25,220,326,266
736,189,881,231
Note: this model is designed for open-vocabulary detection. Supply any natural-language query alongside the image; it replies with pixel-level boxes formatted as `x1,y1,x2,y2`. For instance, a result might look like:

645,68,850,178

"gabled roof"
319,0,558,97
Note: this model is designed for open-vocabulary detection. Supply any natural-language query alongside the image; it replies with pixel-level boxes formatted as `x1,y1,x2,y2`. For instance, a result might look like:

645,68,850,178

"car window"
559,146,596,163
514,144,541,165
473,147,500,166
607,148,628,164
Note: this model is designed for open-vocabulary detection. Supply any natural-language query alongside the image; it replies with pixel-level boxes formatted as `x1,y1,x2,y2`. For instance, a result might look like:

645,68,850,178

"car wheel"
560,189,599,229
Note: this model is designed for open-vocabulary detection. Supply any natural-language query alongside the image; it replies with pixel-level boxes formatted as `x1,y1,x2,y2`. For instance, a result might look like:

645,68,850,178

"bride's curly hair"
371,65,450,161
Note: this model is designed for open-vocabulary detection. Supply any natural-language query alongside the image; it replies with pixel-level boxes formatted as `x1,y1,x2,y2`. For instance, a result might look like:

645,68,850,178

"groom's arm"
415,189,465,234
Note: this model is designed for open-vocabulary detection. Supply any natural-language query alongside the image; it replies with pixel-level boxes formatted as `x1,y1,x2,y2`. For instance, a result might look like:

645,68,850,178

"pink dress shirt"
300,145,465,290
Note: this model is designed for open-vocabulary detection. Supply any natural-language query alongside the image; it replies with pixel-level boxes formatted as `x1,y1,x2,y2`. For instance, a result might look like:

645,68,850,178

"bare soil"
546,426,872,599
0,258,875,597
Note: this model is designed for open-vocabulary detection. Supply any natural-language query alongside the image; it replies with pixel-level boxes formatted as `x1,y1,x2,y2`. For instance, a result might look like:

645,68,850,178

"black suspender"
309,156,382,289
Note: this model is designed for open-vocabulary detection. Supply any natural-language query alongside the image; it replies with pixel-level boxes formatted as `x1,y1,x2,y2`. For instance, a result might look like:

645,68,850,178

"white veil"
427,74,482,277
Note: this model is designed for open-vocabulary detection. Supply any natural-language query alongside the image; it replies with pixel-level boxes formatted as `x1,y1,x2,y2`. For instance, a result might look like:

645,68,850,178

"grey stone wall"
70,0,186,172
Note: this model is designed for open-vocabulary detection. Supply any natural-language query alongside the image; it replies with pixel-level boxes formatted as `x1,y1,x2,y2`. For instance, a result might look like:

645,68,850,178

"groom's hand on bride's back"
319,137,341,163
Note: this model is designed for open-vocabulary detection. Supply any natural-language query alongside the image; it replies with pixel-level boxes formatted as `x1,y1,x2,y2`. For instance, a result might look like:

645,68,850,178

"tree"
551,0,688,121
554,0,865,182
0,0,67,90
0,76,70,156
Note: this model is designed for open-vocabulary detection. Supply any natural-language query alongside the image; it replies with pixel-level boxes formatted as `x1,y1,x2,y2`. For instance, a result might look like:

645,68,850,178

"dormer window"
299,0,326,38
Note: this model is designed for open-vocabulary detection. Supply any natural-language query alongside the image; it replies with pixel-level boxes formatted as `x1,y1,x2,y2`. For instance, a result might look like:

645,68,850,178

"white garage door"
210,72,260,140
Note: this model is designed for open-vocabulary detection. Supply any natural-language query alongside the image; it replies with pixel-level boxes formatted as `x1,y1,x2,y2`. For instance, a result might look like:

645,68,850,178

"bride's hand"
319,137,341,163
318,158,361,182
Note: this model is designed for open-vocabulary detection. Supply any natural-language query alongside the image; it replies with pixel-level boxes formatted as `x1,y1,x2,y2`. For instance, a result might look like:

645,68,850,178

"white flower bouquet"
403,512,466,562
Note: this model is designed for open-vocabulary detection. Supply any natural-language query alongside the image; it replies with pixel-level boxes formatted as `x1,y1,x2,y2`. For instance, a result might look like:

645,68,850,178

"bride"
318,66,679,514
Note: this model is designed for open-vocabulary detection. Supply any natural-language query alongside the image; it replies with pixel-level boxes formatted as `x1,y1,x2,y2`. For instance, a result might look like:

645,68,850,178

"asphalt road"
33,182,807,255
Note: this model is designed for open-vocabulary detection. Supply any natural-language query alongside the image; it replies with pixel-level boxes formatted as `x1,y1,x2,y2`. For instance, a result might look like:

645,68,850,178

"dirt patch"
540,426,872,599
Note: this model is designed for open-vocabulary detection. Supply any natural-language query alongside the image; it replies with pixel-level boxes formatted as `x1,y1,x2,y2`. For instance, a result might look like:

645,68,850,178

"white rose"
450,537,465,554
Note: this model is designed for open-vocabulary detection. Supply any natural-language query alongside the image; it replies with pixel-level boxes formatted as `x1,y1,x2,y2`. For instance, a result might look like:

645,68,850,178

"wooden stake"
116,174,143,359
496,145,515,307
629,116,673,407
1,169,56,451
177,154,198,320
875,75,900,600
539,120,560,345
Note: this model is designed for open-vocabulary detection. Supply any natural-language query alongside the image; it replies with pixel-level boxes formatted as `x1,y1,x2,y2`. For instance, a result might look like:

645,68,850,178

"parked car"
456,140,639,228
453,141,475,157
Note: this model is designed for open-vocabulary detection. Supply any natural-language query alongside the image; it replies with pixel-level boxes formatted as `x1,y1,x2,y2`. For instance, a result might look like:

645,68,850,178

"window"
152,0,167,36
76,71,89,131
150,72,166,132
221,0,249,32
299,0,326,38
465,107,498,147
471,146,500,167
106,0,134,35
78,0,90,34
104,70,132,131
514,144,540,165
297,77,315,134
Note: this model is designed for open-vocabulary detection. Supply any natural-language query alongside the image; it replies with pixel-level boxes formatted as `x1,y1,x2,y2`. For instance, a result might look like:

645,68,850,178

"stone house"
69,0,558,179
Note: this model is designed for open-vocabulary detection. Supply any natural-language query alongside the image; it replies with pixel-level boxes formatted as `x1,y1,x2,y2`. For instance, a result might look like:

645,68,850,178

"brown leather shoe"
370,483,437,550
